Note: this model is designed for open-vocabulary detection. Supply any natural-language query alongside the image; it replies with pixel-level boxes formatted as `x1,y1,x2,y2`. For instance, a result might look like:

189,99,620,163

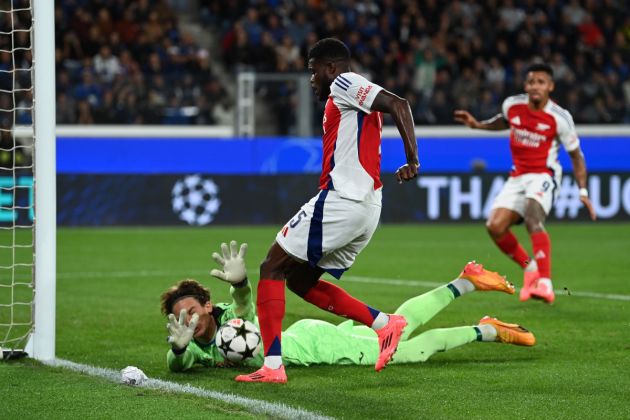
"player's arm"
453,110,510,130
167,347,196,372
568,148,597,221
210,241,255,320
166,309,199,372
370,90,419,183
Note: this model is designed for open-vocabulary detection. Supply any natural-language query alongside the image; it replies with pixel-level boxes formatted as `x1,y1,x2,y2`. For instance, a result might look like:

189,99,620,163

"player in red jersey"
454,63,596,304
235,38,419,383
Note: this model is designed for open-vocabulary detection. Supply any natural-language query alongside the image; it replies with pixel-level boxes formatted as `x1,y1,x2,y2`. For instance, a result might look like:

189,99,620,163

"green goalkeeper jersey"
166,282,264,371
167,281,484,371
166,281,382,371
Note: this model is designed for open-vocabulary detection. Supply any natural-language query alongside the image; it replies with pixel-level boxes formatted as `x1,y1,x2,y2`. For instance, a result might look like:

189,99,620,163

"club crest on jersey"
536,122,551,131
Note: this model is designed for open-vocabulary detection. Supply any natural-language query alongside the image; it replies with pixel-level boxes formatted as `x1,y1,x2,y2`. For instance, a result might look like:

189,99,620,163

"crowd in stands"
51,0,630,129
206,0,630,129
55,0,229,125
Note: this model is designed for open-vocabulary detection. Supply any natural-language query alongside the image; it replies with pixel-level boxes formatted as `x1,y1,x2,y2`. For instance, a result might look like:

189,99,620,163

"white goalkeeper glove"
167,309,199,351
210,240,248,286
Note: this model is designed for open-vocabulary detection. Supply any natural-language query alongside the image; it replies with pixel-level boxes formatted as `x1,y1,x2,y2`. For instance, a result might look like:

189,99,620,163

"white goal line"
42,359,333,420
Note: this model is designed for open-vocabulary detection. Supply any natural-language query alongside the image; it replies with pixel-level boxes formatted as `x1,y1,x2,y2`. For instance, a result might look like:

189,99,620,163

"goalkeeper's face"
172,297,217,342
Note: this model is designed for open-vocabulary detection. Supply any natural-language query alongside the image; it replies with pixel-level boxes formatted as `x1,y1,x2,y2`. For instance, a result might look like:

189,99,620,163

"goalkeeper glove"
210,240,248,285
167,309,199,351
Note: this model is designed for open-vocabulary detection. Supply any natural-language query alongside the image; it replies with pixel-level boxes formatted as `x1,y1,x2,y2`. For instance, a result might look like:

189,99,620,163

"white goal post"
29,0,56,361
0,0,55,360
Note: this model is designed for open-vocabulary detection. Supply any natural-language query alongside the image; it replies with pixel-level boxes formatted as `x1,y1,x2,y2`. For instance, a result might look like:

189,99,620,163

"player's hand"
167,309,199,350
580,196,597,221
395,162,420,184
453,110,479,128
210,240,248,285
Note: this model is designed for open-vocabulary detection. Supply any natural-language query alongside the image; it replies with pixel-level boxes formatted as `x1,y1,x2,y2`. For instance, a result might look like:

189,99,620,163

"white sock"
449,278,475,296
537,277,552,289
263,356,283,369
371,312,390,330
477,324,497,342
525,260,538,272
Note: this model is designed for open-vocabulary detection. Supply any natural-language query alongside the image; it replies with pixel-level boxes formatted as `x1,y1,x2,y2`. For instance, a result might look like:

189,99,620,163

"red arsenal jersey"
501,94,580,177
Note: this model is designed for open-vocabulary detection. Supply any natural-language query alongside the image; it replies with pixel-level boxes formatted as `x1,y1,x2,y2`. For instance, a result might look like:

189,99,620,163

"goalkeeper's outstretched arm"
166,308,199,372
210,241,256,321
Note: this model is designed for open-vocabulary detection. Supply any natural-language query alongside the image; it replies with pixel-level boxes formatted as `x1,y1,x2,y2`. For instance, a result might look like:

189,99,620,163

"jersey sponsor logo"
512,127,547,147
510,116,521,126
536,122,551,131
355,85,372,106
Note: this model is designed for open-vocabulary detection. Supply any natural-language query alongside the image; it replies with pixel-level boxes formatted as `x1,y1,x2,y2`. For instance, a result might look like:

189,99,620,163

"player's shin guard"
494,231,530,268
530,231,551,279
257,279,285,368
303,280,381,327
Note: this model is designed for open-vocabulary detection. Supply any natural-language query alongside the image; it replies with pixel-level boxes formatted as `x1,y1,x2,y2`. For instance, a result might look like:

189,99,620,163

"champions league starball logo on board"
171,175,221,225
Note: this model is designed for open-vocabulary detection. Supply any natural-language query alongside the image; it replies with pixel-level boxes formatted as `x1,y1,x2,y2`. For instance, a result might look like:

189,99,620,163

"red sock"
531,231,551,278
256,279,285,357
303,280,380,326
494,231,530,268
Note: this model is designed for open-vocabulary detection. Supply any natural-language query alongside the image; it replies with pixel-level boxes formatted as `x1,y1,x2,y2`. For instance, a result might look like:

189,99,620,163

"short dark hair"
160,279,210,315
308,38,350,62
526,63,554,78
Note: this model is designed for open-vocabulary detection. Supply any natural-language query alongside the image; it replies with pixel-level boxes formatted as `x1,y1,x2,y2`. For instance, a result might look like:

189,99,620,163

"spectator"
54,0,629,127
93,45,121,83
54,0,224,125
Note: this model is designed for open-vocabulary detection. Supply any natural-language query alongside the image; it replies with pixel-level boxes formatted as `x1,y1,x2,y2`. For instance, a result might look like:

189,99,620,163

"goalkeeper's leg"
395,262,515,341
393,316,536,364
394,327,479,363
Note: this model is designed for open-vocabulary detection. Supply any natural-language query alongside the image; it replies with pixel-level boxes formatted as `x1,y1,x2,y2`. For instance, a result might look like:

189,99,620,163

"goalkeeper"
162,241,535,372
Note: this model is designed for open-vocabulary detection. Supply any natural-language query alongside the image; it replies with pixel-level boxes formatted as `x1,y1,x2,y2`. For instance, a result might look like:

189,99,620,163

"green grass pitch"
1,223,629,419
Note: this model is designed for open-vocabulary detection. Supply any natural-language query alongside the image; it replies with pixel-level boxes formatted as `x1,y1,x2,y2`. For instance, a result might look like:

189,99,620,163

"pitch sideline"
43,359,333,420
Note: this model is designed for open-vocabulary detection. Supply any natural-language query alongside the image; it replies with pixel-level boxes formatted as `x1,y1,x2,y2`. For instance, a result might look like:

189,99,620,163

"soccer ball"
215,318,262,363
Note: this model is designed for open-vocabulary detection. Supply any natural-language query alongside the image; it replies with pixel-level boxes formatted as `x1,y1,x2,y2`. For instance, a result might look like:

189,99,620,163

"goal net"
0,0,55,360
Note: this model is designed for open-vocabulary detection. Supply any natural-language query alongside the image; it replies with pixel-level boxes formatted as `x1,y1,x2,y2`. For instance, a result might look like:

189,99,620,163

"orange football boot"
479,316,536,346
459,261,515,294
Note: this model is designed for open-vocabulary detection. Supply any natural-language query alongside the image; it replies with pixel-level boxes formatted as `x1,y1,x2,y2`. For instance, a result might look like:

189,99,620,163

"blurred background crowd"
50,0,630,131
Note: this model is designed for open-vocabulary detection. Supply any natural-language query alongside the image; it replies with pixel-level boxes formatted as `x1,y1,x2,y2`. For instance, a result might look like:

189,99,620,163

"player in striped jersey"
454,63,596,304
235,38,419,383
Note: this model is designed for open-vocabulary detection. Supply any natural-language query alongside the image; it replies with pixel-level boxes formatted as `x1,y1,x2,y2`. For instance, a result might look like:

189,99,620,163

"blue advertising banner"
2,172,627,226
56,136,630,174
49,173,629,226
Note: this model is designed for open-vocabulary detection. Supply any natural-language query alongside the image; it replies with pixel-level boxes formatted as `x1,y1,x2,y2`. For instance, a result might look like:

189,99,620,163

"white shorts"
276,189,381,279
491,173,559,217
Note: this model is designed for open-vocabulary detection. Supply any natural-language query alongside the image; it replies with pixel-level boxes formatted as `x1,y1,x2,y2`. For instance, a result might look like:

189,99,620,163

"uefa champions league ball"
215,318,262,363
